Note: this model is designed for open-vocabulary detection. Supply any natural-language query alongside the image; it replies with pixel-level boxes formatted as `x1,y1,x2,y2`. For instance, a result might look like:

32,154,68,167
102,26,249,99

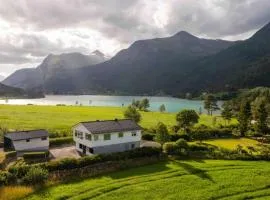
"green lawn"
201,138,260,150
0,105,236,135
23,160,270,200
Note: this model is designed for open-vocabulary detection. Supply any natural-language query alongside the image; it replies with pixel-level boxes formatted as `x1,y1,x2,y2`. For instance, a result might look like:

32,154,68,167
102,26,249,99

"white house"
72,119,142,155
4,129,49,152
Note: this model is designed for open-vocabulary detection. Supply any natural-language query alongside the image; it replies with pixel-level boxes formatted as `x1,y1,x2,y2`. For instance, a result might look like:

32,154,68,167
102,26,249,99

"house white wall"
73,123,141,154
13,137,49,151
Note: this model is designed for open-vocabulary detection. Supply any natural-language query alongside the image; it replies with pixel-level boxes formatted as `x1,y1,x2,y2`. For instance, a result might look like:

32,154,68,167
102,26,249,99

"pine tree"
221,102,233,125
255,102,268,134
238,101,251,136
159,104,166,113
204,94,220,115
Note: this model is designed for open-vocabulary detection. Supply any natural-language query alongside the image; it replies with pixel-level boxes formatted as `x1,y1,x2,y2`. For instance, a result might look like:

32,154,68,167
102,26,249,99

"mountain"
178,21,270,94
4,22,270,97
0,83,26,97
2,51,107,90
70,22,270,96
39,31,235,94
0,75,5,82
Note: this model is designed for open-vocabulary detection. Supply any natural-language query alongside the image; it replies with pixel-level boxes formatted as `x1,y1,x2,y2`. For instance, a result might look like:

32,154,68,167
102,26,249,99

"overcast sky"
0,0,270,77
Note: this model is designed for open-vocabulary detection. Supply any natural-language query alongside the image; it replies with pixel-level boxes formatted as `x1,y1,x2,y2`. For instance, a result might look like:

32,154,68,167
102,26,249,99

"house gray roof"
76,119,142,134
4,129,48,141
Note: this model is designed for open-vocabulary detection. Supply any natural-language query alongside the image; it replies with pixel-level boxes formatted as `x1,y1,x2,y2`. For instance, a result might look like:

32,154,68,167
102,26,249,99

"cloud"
0,0,270,75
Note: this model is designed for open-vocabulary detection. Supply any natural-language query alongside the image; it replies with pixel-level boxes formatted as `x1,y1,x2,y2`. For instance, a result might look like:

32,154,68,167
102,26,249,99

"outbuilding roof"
75,119,142,134
4,129,48,141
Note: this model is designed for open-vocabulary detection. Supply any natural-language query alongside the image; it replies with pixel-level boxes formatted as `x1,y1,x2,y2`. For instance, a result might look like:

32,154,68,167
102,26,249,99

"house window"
86,134,92,141
79,143,83,149
89,148,94,153
131,144,135,149
104,134,111,140
41,136,47,141
26,139,30,142
94,135,99,141
118,132,124,138
75,131,84,139
131,131,137,136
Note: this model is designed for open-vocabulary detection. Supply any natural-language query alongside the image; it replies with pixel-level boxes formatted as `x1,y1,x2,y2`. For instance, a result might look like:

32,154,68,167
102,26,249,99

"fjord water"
0,95,217,113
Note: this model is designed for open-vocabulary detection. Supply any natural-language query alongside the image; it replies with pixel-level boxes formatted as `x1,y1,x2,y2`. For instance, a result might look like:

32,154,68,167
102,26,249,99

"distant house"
4,129,49,152
73,119,142,155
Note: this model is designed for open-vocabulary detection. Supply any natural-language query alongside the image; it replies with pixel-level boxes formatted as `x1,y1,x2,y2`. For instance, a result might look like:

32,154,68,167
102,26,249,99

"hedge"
23,152,49,160
5,151,17,159
189,128,233,140
141,133,155,141
49,137,74,147
8,147,162,177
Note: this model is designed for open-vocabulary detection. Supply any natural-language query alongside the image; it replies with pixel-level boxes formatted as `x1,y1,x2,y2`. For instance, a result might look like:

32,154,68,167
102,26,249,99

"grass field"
202,138,260,150
0,105,237,134
21,160,270,200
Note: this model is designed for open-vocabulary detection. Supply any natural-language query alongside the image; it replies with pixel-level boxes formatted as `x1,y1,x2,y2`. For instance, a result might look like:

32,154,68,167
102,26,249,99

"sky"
0,0,270,77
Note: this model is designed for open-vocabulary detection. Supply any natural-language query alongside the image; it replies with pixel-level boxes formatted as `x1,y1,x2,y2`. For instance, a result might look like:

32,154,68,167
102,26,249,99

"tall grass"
0,186,33,200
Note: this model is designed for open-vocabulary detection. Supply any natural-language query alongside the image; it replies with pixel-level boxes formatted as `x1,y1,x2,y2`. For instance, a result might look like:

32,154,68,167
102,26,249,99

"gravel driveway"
50,146,81,160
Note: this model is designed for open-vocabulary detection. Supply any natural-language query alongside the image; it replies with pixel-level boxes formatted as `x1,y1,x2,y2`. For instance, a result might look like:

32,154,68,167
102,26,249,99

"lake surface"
0,95,222,113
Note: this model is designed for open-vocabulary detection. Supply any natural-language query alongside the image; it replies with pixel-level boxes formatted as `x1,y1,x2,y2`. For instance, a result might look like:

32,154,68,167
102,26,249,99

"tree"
139,98,150,111
159,104,166,113
221,102,233,125
131,99,140,108
238,101,251,137
204,94,220,115
155,122,170,146
254,101,268,134
176,109,199,132
123,105,141,123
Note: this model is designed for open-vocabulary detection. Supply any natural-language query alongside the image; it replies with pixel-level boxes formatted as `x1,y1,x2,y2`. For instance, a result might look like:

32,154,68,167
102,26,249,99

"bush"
163,142,178,155
22,166,48,185
170,133,190,142
188,143,215,152
175,139,188,149
142,133,155,141
23,152,49,160
8,147,162,175
5,151,17,159
0,171,16,186
49,137,74,147
190,128,233,141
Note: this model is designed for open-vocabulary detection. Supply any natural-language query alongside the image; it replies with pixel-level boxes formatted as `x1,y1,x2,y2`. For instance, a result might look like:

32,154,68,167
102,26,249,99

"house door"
83,145,86,154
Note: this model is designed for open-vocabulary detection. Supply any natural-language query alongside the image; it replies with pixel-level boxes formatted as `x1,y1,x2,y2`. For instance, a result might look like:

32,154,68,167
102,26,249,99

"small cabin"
4,129,49,152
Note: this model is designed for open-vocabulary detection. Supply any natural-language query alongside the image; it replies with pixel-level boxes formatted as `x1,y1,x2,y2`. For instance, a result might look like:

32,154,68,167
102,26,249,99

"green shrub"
175,139,188,149
23,152,49,160
188,143,215,152
9,147,162,174
0,171,16,186
141,133,155,141
22,166,48,185
163,142,178,155
190,128,233,141
5,151,17,159
49,137,74,147
8,164,31,178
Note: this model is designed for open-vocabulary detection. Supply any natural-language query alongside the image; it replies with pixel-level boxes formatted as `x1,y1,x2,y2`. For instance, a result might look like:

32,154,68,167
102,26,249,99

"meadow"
0,105,237,135
19,160,270,200
202,138,260,150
